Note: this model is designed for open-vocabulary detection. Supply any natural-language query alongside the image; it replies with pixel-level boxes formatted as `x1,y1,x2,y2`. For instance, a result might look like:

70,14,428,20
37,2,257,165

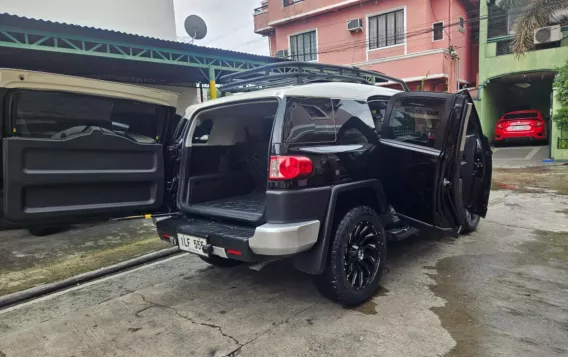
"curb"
0,246,181,310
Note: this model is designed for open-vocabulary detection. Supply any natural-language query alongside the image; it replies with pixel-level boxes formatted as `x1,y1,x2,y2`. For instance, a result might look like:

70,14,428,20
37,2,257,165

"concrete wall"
265,0,475,91
0,0,177,40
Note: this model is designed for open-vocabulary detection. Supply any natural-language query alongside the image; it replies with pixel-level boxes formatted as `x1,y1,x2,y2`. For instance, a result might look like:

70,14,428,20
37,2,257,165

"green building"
477,1,568,161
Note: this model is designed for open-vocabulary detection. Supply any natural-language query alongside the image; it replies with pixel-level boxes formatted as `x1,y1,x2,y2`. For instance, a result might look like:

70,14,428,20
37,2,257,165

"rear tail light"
269,155,313,180
497,123,503,129
536,121,542,126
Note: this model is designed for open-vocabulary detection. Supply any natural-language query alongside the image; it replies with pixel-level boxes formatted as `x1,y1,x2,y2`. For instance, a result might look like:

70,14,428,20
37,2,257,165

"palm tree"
498,0,568,55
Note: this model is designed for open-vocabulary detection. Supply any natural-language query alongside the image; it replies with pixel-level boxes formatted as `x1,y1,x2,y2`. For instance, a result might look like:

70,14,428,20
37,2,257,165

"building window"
432,22,444,41
459,17,465,32
283,0,303,7
290,31,317,62
369,9,405,50
496,40,513,56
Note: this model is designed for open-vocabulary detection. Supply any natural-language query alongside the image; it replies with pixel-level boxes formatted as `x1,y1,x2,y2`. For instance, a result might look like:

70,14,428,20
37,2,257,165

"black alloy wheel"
316,206,386,306
344,221,381,290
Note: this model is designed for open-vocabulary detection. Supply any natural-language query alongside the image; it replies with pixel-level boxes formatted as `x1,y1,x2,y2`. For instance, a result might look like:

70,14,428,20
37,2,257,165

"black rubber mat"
186,191,266,224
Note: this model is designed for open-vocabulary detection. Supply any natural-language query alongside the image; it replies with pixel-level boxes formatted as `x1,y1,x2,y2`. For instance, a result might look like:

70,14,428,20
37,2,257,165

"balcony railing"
283,0,304,7
254,4,268,14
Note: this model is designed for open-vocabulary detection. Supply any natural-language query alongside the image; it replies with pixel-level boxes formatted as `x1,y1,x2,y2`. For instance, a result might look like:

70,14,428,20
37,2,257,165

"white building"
0,0,177,40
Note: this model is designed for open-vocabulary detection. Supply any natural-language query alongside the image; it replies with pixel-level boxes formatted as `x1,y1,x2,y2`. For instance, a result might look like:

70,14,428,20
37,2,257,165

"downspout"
457,56,461,91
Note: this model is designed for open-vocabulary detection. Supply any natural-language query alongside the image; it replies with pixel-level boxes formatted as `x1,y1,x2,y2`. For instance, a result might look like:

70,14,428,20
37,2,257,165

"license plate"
178,234,207,256
509,125,530,131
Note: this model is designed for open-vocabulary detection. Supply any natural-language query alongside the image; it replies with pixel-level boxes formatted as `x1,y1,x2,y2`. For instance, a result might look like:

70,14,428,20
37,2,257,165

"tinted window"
503,112,538,119
334,99,377,145
192,118,213,143
13,91,165,143
282,97,335,143
385,97,445,148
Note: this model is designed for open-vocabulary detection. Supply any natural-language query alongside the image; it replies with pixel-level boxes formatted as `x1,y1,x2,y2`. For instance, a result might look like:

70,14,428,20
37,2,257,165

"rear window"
503,112,539,119
281,97,376,144
282,97,335,143
12,91,167,143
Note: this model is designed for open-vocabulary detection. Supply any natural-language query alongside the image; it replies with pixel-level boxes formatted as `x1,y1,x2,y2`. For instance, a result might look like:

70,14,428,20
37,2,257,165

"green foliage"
553,107,568,133
554,59,568,107
416,71,429,91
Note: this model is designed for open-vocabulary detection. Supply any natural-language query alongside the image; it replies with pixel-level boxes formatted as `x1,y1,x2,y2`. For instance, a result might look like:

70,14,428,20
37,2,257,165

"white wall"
147,85,199,115
0,0,177,40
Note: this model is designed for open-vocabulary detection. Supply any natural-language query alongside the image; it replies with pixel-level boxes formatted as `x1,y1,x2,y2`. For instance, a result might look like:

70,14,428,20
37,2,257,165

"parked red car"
494,110,547,144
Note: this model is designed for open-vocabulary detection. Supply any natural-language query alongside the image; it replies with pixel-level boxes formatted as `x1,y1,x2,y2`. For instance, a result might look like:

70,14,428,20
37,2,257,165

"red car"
494,110,547,144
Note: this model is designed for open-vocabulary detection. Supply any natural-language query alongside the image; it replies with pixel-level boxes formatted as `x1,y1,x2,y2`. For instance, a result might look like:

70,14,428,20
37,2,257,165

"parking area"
492,144,550,167
0,166,567,357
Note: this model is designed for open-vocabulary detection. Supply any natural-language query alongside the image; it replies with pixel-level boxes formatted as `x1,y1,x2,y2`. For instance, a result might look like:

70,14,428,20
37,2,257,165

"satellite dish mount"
184,15,208,44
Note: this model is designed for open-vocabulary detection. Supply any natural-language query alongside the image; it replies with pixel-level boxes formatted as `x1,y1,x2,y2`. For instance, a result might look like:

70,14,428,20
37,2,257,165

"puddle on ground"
427,230,568,356
345,286,389,315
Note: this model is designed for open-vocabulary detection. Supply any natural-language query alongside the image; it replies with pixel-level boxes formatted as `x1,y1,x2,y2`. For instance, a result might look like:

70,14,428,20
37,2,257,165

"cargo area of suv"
180,100,278,225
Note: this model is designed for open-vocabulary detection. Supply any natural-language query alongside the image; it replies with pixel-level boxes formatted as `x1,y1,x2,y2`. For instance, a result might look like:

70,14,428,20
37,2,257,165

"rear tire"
199,255,242,268
461,209,480,234
315,206,386,306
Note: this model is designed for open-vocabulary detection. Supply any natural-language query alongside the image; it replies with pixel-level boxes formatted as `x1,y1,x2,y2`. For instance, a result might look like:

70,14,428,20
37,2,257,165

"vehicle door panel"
378,92,454,229
378,91,491,234
3,126,165,224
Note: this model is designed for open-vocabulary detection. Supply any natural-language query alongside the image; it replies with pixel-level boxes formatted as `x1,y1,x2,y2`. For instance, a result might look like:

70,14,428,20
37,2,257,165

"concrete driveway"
0,172,567,356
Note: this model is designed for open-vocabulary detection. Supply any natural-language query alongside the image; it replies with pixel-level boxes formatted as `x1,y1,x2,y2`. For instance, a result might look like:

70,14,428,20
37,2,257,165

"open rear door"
379,91,492,235
2,90,169,227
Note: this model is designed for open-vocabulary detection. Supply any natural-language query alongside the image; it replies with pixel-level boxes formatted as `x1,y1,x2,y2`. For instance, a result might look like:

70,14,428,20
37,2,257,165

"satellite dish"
184,15,207,44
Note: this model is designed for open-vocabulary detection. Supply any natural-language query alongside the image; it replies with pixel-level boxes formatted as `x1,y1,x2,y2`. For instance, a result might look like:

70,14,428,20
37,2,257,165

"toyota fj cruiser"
156,62,492,305
1,63,491,305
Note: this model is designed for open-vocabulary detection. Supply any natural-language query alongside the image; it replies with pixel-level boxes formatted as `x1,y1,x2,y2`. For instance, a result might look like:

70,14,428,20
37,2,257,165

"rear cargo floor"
188,191,265,223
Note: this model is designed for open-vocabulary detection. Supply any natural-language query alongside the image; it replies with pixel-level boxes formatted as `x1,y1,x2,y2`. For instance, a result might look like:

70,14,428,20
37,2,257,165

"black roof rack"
219,62,409,93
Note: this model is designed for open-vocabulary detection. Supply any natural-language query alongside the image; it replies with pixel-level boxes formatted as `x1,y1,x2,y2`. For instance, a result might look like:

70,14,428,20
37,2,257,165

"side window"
334,99,378,145
192,118,213,144
384,97,445,148
12,91,165,143
368,99,388,131
282,97,335,143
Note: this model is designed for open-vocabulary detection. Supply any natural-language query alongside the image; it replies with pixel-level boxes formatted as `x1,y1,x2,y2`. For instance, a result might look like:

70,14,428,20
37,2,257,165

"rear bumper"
156,216,320,262
495,129,546,141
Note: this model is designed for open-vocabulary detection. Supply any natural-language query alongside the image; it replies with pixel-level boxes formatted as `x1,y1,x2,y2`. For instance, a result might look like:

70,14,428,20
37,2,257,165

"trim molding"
268,0,368,26
350,48,449,66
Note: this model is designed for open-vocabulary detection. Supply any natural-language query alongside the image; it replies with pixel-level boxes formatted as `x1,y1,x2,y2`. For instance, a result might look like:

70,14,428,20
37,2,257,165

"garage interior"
482,71,556,162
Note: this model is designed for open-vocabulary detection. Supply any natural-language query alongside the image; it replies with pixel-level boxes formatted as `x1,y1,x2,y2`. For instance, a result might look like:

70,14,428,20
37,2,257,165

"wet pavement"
0,167,567,357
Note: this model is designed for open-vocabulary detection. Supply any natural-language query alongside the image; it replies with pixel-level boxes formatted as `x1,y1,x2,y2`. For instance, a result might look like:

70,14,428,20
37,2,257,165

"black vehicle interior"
182,100,278,224
2,89,172,225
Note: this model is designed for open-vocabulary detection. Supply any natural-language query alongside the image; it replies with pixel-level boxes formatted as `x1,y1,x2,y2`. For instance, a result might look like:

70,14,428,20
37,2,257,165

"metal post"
209,66,217,99
199,82,204,103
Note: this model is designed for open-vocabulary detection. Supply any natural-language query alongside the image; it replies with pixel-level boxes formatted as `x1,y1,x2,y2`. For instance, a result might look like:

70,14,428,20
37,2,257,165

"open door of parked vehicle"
379,91,492,236
2,90,182,228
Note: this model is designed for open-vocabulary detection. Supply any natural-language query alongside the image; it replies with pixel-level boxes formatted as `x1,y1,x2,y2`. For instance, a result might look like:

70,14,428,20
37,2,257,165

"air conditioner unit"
347,19,363,32
534,25,562,44
275,49,289,58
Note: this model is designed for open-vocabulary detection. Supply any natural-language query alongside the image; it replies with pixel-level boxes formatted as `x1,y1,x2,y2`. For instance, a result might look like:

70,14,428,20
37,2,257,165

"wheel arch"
292,179,389,275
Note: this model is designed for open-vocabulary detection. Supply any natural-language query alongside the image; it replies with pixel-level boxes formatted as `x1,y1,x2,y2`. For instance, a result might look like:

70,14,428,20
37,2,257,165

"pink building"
253,0,478,92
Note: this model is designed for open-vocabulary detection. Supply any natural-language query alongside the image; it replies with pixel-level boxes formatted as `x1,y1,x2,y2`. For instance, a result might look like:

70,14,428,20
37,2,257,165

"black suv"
157,63,492,305
3,63,491,305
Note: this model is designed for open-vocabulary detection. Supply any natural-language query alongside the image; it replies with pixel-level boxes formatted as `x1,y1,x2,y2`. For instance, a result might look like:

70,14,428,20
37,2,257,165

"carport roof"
0,13,281,85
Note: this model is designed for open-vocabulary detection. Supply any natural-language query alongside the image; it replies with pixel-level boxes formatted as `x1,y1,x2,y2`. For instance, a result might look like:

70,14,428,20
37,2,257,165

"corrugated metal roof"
0,12,280,63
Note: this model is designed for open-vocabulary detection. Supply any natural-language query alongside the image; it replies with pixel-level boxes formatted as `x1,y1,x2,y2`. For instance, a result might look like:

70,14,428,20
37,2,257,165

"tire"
199,255,242,268
315,206,386,306
461,209,480,234
28,226,65,237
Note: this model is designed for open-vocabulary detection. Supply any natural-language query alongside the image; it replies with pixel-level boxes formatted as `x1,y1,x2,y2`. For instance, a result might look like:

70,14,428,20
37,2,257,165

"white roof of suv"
185,82,401,117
